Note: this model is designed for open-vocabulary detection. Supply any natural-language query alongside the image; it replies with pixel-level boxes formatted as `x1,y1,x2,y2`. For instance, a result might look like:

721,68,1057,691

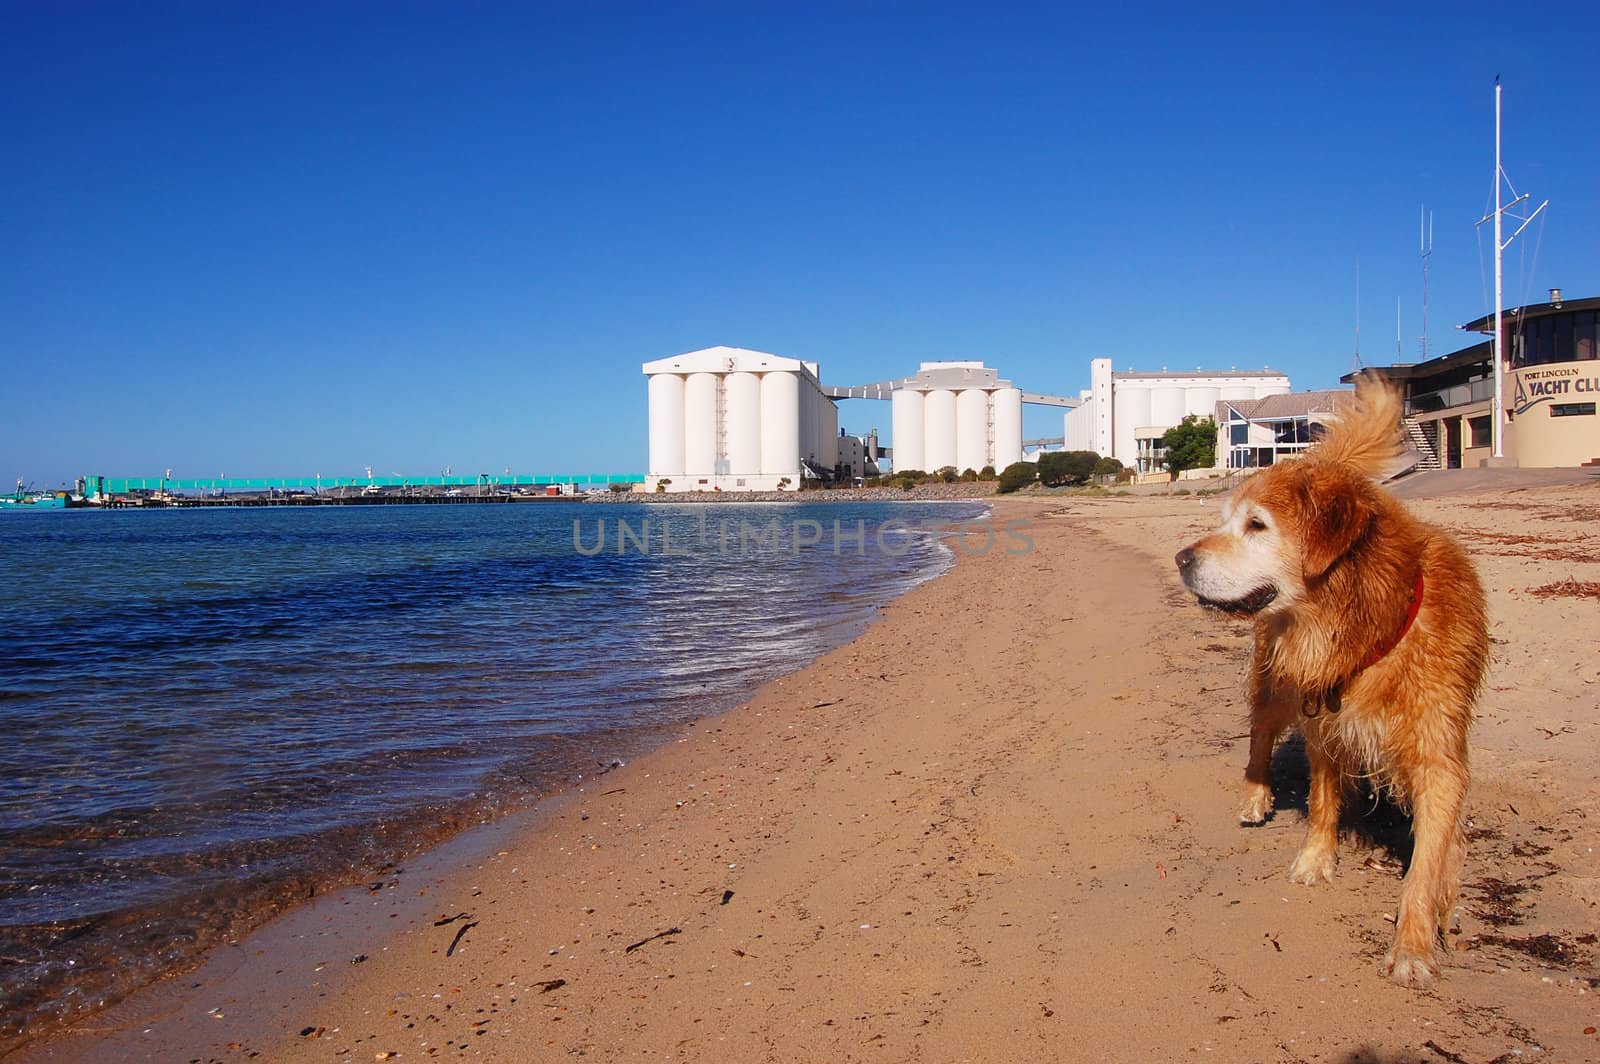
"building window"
1468,416,1491,448
1550,403,1596,418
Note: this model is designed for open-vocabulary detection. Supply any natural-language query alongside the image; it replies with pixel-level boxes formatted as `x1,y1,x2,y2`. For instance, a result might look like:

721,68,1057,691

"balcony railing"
1406,377,1494,414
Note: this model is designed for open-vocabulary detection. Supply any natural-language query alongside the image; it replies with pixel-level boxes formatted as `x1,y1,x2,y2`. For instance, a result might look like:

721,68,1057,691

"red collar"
1363,571,1425,669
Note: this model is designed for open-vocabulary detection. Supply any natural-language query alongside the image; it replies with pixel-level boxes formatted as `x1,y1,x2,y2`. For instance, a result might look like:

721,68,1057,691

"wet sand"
12,476,1600,1063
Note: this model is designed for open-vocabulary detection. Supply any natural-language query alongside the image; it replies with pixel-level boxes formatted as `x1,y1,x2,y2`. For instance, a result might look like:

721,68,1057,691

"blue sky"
5,1,1596,485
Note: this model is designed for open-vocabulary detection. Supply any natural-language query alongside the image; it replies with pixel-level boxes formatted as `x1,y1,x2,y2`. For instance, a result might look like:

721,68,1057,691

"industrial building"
887,362,1024,474
1062,358,1291,471
642,346,839,492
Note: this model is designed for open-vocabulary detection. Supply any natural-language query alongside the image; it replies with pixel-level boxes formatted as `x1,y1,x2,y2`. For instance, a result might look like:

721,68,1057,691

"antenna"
1350,259,1363,372
1418,207,1433,360
1475,78,1549,460
1396,296,1403,361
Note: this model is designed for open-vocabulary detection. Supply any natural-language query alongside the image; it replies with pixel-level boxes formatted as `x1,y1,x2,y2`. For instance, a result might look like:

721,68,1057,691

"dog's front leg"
1289,733,1342,884
1241,671,1295,824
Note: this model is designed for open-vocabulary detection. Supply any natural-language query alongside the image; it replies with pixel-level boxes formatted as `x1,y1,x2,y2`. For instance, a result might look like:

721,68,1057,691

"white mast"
1477,77,1548,460
1419,207,1433,360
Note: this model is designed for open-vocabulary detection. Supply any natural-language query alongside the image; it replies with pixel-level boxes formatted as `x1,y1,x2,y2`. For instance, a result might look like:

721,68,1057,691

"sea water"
0,499,984,1041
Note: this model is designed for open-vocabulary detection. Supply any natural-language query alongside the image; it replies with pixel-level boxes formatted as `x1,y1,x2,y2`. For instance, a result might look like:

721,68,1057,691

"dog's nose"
1175,547,1196,573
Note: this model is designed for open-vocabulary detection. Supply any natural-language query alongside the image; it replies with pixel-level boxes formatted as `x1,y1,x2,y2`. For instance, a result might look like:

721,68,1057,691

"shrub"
960,468,978,482
1037,450,1100,487
978,465,997,480
611,482,633,494
938,466,959,483
1092,457,1124,476
997,461,1036,494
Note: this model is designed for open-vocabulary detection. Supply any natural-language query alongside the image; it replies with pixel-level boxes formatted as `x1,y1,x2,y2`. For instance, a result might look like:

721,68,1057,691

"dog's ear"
1298,470,1374,581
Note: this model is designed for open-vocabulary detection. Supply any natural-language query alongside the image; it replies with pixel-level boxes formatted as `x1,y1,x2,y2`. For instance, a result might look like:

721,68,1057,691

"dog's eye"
1246,517,1268,532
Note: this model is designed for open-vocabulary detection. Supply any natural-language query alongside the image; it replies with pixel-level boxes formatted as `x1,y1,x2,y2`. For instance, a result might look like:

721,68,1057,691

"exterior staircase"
1402,416,1441,471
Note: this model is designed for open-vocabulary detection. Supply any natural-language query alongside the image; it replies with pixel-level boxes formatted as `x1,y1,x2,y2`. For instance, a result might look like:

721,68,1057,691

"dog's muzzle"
1174,547,1278,616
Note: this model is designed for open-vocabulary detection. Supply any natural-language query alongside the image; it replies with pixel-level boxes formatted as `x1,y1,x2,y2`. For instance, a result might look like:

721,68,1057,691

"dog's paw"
1288,848,1336,885
1383,949,1439,989
1239,784,1274,825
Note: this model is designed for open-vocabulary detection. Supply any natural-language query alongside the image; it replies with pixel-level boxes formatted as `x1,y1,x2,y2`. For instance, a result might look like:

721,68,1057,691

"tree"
1092,456,1124,477
997,461,1037,494
1037,450,1100,487
1162,416,1217,475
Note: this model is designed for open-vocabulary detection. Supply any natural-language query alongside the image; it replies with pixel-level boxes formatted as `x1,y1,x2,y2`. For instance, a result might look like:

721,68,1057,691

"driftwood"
624,927,682,954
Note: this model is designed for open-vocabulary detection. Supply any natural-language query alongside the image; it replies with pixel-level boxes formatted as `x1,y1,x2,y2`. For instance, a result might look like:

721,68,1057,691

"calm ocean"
0,499,987,1043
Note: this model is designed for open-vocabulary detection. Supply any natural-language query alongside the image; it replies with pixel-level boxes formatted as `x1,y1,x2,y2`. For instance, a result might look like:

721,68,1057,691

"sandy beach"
12,474,1599,1063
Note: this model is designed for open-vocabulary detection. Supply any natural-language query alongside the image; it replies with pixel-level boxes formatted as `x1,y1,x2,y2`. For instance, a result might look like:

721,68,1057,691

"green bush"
1037,450,1100,487
997,461,1037,494
1092,457,1124,477
978,465,997,480
1162,416,1217,474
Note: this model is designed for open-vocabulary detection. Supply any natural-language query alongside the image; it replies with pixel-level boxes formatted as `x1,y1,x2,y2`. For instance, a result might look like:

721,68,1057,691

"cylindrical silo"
647,373,685,481
724,371,761,475
956,388,990,474
924,389,958,472
891,388,925,473
1150,386,1186,429
992,387,1023,469
1219,385,1256,402
1255,381,1290,399
683,372,719,476
1112,386,1152,467
818,399,839,469
1184,386,1221,421
759,371,800,477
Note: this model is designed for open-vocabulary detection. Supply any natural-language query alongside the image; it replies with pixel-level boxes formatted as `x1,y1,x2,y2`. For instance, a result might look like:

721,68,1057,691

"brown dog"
1175,376,1488,987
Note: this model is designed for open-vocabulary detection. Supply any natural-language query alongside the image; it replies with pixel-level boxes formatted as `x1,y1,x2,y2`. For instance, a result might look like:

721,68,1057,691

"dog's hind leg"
1241,679,1296,825
1289,735,1342,884
1385,764,1467,988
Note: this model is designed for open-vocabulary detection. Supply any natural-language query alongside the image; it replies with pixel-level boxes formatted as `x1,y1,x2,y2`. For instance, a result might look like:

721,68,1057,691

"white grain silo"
644,347,825,492
683,372,719,475
724,371,761,476
924,389,958,472
647,372,685,484
1184,386,1220,422
759,368,800,478
1112,385,1152,471
992,388,1023,469
1149,386,1187,430
956,389,990,473
891,388,925,472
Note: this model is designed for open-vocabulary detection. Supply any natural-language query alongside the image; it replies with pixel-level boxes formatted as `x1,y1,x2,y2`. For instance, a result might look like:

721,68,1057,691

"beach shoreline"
12,480,1599,1062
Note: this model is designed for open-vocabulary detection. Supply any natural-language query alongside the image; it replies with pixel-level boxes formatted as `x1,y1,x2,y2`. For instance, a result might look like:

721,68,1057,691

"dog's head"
1175,461,1377,618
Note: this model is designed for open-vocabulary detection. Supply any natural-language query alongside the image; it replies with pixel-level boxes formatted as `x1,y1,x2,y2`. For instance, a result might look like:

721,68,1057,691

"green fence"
93,474,645,496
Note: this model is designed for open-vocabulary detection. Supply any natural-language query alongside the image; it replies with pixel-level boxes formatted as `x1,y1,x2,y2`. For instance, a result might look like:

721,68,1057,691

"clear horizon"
5,2,1597,488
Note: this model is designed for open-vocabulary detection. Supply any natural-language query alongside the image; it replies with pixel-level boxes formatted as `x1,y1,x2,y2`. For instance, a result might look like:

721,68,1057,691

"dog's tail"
1312,373,1410,479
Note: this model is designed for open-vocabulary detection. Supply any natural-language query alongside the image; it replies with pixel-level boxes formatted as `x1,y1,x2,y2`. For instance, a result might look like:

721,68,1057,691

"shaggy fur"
1175,376,1489,988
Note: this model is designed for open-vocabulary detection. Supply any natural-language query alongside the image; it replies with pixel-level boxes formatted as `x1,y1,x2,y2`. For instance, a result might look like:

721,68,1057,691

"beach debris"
433,912,471,927
351,954,368,965
1420,1040,1470,1064
1264,932,1281,952
720,890,735,906
811,697,844,708
533,978,566,994
1155,863,1167,879
625,927,683,954
445,921,479,957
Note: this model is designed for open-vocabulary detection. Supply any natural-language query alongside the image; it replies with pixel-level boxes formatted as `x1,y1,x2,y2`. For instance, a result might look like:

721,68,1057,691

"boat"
1,481,69,510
